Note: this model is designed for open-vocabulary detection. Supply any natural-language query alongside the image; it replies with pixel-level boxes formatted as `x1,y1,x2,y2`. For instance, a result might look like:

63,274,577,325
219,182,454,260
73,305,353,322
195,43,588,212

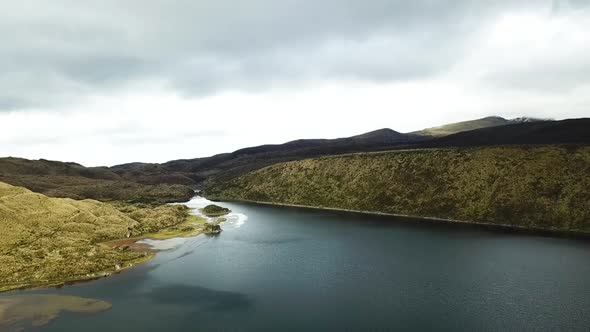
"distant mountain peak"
482,116,507,120
412,115,550,137
510,116,551,123
346,128,413,145
352,128,403,139
412,116,511,137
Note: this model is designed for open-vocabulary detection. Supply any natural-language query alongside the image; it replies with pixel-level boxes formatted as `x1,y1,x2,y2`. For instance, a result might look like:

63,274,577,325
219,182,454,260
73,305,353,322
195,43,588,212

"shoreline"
0,201,218,294
212,197,590,240
0,253,155,294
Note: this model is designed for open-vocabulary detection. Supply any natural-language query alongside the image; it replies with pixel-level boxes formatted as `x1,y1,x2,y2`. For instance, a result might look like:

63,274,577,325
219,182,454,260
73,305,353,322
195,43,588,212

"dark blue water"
12,200,590,331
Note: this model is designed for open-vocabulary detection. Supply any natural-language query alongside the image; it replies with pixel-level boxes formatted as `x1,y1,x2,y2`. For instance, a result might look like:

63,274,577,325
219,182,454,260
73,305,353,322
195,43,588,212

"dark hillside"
0,157,194,203
425,118,590,148
112,118,590,188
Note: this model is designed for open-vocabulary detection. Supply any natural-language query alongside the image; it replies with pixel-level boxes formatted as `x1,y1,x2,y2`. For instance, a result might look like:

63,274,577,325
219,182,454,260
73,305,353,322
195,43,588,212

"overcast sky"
1,0,589,166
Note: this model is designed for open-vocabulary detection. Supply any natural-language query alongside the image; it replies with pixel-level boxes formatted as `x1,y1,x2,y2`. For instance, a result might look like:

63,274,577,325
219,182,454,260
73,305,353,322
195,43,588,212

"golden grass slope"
0,182,190,291
412,116,512,137
207,146,590,233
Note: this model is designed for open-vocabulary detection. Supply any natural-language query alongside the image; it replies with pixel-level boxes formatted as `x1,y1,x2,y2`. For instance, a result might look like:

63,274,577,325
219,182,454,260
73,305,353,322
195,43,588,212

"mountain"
0,157,118,180
0,157,194,203
2,117,588,200
423,118,590,148
412,116,547,137
114,117,588,188
113,128,419,187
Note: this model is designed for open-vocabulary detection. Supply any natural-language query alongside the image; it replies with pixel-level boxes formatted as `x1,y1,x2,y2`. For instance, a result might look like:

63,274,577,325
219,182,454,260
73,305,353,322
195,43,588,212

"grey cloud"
0,97,29,112
552,0,590,13
0,0,567,110
487,60,590,93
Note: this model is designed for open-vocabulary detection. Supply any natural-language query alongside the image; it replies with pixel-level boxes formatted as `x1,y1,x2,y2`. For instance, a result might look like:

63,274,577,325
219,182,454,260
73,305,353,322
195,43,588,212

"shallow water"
5,197,590,331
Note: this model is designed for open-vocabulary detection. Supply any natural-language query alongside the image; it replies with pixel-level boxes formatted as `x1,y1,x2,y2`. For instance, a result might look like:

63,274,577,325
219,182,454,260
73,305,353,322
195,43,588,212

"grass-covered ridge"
0,157,195,204
0,182,197,292
207,146,590,233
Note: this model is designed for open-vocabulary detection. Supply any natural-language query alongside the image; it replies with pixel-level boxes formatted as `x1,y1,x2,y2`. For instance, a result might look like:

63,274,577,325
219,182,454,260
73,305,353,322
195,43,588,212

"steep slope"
0,181,192,291
206,146,590,234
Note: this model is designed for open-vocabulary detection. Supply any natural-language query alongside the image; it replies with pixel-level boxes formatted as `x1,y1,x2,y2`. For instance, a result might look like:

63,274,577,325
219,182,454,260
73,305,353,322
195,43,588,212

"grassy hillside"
0,157,194,203
206,146,590,233
115,118,589,188
412,116,516,136
0,182,193,291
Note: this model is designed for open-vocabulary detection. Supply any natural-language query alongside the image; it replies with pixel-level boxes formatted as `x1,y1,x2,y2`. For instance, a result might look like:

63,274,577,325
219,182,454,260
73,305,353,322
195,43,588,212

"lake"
5,197,590,331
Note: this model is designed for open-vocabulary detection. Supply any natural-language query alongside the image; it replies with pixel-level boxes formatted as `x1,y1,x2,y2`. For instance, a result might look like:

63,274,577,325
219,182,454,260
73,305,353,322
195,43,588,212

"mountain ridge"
1,116,588,202
411,116,548,137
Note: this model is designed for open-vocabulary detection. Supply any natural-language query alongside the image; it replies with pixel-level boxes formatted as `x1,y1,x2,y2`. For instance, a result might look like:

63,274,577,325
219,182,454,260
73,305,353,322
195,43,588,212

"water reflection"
146,284,252,313
0,295,111,332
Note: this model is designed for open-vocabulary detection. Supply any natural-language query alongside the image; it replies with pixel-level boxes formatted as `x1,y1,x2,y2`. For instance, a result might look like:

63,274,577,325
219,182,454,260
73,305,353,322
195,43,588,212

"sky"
1,0,589,166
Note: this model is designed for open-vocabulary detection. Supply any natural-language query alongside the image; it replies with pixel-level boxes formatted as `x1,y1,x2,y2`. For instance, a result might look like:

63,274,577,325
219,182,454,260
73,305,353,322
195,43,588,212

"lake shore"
211,198,590,239
0,207,219,294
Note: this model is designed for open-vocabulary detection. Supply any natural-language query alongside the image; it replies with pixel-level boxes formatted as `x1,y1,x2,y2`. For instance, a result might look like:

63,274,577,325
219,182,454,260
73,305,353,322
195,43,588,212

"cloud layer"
0,0,589,165
3,0,588,110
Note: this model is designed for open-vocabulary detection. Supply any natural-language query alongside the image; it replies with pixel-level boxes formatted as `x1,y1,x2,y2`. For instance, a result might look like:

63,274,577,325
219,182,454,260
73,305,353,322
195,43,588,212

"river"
5,197,590,331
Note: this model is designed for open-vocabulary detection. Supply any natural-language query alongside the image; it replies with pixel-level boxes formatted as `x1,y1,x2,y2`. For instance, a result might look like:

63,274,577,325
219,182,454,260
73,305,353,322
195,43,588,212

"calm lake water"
9,197,590,331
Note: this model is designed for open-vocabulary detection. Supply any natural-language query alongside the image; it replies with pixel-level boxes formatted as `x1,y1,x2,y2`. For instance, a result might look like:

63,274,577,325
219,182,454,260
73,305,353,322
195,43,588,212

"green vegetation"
0,182,196,292
0,157,194,204
0,174,194,204
200,204,231,217
142,215,209,239
0,294,111,331
202,222,222,234
207,146,590,233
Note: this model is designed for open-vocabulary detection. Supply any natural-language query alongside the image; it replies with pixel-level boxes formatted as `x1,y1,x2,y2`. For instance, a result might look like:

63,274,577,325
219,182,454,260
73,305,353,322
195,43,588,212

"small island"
200,204,231,217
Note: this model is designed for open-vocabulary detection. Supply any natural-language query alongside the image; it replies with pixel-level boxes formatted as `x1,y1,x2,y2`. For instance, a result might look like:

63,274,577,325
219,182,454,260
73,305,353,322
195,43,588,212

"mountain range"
1,116,588,203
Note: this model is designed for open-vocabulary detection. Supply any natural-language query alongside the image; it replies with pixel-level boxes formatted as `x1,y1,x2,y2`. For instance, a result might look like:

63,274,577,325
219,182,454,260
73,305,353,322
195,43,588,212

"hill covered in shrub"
206,146,590,233
0,181,193,291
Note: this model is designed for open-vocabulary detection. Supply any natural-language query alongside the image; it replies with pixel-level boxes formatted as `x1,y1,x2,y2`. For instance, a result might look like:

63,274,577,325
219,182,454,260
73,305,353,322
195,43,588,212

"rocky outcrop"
203,223,222,234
